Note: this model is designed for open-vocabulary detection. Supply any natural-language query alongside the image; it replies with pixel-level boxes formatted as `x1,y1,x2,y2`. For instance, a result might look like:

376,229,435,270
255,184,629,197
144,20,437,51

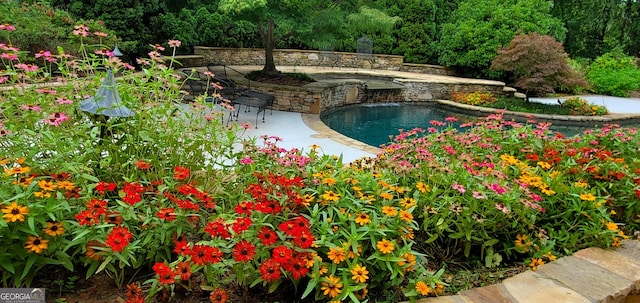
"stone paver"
535,256,632,303
616,240,640,263
416,295,472,303
458,284,514,303
574,247,640,291
501,270,591,303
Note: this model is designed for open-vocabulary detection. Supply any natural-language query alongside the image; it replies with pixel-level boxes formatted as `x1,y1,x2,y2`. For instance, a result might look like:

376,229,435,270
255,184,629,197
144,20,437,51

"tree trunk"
260,19,279,77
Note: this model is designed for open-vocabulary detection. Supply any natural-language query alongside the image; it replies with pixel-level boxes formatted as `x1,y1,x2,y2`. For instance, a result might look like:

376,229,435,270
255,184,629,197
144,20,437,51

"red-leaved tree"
491,32,589,101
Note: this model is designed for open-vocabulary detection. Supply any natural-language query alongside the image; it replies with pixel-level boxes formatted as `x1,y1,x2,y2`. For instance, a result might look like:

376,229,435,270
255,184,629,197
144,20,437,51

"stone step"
404,240,640,303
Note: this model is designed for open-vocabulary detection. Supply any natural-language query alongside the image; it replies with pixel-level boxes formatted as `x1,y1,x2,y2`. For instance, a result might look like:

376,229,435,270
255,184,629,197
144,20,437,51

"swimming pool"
320,103,594,147
320,103,464,146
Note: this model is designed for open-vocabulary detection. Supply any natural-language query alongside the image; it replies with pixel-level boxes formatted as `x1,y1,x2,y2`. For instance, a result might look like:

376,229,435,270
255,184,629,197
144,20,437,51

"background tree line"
3,0,639,90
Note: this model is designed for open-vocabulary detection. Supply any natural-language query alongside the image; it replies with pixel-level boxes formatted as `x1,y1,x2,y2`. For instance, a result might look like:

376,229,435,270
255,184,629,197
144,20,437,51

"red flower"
258,258,281,282
204,219,231,239
174,166,190,180
152,262,175,285
122,192,142,205
209,288,228,303
635,189,640,200
174,261,192,281
232,240,257,262
86,199,107,216
292,231,315,249
95,181,116,195
283,255,309,280
157,208,176,221
271,245,293,264
190,244,223,265
234,201,254,215
75,210,99,226
257,227,278,246
232,217,253,234
173,240,191,256
105,226,133,253
135,160,151,170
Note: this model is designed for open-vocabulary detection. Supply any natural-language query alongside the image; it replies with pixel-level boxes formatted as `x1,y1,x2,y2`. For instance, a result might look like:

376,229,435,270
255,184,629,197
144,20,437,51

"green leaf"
301,279,316,299
0,258,15,274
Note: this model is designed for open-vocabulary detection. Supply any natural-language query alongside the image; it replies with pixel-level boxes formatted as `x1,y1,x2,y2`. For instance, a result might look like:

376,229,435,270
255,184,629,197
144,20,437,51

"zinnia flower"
25,236,48,253
327,247,346,264
320,275,343,298
209,288,228,303
232,240,256,262
415,281,432,296
43,221,65,237
354,213,371,226
2,202,29,222
376,238,395,254
350,264,369,283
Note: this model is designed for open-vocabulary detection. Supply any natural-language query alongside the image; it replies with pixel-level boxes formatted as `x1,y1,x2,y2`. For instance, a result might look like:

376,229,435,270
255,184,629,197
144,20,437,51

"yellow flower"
321,275,343,298
2,202,29,223
351,186,362,192
543,252,557,261
37,179,57,191
514,234,531,252
580,193,596,201
344,243,362,259
327,247,346,264
574,181,589,188
415,281,432,296
322,177,337,186
354,213,371,226
379,192,393,200
528,258,545,271
43,221,65,237
25,236,49,254
322,191,340,202
605,222,618,231
4,166,30,176
355,287,368,300
376,239,395,254
541,188,556,196
399,210,413,223
398,252,417,271
399,197,416,209
416,182,431,193
56,180,76,191
381,206,398,217
537,161,551,170
34,191,51,198
350,264,369,283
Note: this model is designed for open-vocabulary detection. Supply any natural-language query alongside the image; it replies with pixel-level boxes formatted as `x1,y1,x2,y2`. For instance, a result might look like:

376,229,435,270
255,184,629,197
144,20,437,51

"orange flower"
354,213,371,226
327,247,346,264
376,238,395,254
415,281,432,296
321,275,343,298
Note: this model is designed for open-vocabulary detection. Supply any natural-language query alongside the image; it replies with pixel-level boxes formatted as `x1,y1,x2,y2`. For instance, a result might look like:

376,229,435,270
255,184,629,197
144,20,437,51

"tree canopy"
438,0,565,78
491,32,589,100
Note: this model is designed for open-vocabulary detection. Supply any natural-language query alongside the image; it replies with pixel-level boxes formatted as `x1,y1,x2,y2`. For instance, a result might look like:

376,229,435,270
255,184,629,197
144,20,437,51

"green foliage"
438,0,565,78
490,32,589,96
561,97,608,116
586,49,640,97
486,97,573,115
0,1,115,61
451,91,497,106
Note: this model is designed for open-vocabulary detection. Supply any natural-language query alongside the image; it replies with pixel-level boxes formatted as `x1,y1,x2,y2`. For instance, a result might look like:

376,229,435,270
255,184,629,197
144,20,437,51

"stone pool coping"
410,239,640,303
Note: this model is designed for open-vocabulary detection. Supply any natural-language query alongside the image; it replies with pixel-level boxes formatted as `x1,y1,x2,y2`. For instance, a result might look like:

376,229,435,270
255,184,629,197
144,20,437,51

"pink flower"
472,191,486,199
15,63,39,72
150,44,165,51
0,24,16,31
168,40,181,48
240,122,252,129
35,50,52,58
495,203,510,214
489,183,506,195
43,112,69,126
56,98,73,105
452,183,466,194
21,105,41,112
239,157,253,164
445,116,459,122
93,31,108,37
0,76,8,84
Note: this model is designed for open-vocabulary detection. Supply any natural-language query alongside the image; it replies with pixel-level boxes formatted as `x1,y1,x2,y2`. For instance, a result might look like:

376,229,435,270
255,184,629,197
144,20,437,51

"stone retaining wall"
196,46,407,71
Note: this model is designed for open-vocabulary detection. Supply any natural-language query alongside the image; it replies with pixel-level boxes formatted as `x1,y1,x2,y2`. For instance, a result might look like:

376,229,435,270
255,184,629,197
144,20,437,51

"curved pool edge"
301,113,382,155
434,100,640,127
306,100,640,152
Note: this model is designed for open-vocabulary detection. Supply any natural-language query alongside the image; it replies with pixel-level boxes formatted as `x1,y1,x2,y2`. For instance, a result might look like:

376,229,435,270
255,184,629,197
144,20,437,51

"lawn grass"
485,97,574,115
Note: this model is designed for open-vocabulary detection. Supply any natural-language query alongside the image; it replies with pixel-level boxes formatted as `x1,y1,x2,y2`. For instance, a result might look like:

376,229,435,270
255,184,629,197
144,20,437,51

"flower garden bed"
2,23,640,303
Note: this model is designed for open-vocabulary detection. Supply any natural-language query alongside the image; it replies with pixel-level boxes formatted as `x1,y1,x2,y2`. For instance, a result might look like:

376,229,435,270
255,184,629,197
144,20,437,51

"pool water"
320,103,591,147
321,103,463,146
